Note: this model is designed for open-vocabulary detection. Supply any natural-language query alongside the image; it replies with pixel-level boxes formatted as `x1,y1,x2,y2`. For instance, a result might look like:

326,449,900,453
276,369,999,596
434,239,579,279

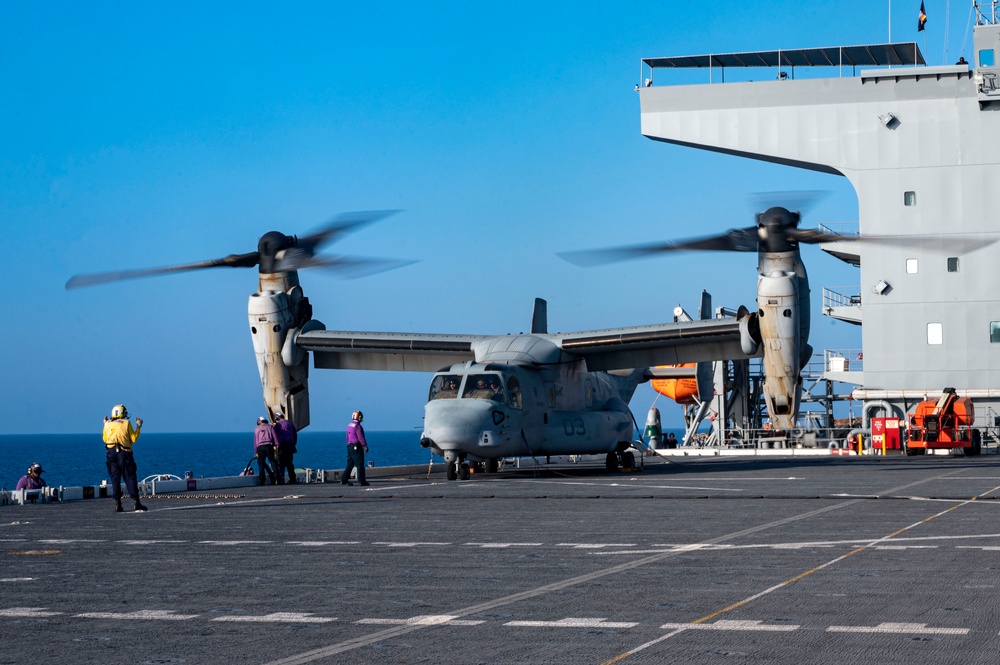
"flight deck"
3,455,1000,664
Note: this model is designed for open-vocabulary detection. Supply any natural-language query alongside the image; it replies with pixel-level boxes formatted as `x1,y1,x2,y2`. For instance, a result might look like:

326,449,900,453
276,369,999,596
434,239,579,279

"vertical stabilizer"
696,291,714,402
531,298,548,334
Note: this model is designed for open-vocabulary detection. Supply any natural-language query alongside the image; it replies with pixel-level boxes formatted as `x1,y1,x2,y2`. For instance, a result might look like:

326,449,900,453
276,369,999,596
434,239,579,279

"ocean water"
0,430,434,491
1,427,688,491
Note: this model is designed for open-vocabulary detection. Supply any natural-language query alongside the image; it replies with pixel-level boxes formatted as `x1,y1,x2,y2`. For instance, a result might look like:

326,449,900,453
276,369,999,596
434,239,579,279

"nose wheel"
445,455,471,481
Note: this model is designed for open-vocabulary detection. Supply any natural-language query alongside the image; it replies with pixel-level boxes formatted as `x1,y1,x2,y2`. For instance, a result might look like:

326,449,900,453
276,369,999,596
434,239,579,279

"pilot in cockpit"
488,378,505,403
433,375,460,399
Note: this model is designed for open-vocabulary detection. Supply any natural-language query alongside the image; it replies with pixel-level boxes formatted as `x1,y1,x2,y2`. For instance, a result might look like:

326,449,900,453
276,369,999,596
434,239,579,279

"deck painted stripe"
827,622,968,635
212,613,335,623
659,620,798,631
76,610,198,620
504,618,637,628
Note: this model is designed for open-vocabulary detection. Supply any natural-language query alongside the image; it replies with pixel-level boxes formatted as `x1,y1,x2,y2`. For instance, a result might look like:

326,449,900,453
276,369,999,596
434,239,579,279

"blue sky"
2,1,971,435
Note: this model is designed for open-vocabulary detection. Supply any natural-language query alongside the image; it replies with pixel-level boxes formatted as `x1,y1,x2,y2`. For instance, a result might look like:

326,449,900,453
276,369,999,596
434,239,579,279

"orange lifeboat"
650,363,700,405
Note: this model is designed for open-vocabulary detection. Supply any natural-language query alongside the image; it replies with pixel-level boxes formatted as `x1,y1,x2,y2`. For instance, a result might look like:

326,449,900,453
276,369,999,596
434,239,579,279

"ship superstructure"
639,3,1000,436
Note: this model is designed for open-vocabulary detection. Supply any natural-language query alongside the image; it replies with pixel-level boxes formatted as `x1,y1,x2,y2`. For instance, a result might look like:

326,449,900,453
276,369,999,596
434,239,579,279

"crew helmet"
352,410,364,422
28,463,43,474
111,404,128,419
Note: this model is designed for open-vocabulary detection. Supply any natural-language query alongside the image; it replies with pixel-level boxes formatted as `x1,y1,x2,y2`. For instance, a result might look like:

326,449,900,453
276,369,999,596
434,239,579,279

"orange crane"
905,388,982,456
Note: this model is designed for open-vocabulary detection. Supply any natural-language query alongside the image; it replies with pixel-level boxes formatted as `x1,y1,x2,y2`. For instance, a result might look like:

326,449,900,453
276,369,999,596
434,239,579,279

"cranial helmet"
352,410,364,422
111,404,128,419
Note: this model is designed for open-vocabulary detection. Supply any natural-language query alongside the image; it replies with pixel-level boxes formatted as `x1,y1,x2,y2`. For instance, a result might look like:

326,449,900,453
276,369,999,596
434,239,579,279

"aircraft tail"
531,298,548,334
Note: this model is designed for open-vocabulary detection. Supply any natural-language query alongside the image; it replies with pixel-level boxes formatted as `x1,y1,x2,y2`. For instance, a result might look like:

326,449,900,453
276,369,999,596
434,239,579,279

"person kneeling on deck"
103,404,147,512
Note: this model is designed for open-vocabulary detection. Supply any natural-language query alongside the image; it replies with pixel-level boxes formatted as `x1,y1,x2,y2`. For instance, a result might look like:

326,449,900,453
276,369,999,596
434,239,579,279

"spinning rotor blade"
65,252,260,290
274,254,418,279
66,209,409,290
788,227,999,253
295,210,401,258
559,227,759,267
748,190,827,217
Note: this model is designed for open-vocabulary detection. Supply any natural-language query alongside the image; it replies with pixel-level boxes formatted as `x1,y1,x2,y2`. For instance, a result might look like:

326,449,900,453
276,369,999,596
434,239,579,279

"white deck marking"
198,540,273,545
0,607,62,617
76,610,199,620
873,545,938,550
0,578,36,582
557,543,636,549
37,539,105,543
957,545,1000,551
659,620,798,632
505,617,638,629
356,615,485,626
287,541,361,546
212,612,336,623
529,479,744,492
372,541,450,547
827,622,969,635
116,540,188,545
464,542,542,548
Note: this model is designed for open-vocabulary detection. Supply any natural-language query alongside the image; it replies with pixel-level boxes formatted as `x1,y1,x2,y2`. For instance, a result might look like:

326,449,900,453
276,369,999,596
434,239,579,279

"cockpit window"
428,374,461,401
461,374,506,404
507,376,522,409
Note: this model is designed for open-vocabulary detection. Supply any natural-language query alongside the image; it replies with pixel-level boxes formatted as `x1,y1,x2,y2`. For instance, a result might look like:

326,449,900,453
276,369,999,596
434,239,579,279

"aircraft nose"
423,399,497,451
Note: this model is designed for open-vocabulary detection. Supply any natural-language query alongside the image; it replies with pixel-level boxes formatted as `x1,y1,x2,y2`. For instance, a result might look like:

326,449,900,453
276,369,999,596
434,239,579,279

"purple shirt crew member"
342,410,369,486
272,412,298,485
16,463,46,491
254,417,278,486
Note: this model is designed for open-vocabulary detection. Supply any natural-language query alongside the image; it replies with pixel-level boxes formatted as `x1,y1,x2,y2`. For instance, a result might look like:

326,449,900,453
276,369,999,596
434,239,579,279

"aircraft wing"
296,330,481,372
297,315,755,374
555,317,751,371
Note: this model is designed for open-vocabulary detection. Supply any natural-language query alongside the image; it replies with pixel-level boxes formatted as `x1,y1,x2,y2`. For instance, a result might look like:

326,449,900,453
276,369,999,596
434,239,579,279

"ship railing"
823,286,862,308
817,222,859,237
640,42,926,87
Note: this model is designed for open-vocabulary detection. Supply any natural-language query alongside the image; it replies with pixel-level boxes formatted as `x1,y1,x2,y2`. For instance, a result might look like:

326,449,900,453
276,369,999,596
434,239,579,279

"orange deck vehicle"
906,388,981,456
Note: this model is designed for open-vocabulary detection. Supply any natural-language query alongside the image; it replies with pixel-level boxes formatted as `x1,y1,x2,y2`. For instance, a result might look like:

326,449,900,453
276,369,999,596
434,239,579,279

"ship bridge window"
948,257,960,272
927,322,943,345
991,322,1000,344
462,373,506,404
429,374,462,401
980,49,995,67
906,258,919,274
904,191,916,206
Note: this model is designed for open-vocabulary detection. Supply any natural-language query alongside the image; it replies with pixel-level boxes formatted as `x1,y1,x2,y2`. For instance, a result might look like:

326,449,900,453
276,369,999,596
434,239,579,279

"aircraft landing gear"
620,450,636,470
445,454,471,481
485,457,499,474
606,445,637,473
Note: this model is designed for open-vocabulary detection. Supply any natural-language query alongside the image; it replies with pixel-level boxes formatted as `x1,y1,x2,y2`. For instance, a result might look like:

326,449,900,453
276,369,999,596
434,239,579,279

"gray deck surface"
4,454,1000,664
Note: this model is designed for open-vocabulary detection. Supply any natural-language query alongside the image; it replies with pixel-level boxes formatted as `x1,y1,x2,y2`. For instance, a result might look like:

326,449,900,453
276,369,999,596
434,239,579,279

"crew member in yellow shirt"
103,404,147,512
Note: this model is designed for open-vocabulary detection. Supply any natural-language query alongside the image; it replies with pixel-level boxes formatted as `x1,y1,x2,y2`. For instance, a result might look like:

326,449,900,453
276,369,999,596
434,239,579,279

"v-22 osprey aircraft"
67,211,762,480
296,296,758,479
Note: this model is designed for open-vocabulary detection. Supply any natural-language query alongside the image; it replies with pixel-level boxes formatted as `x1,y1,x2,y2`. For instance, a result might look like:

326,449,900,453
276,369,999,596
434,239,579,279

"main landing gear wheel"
620,451,635,470
447,461,458,481
485,458,499,473
459,463,471,480
605,452,619,472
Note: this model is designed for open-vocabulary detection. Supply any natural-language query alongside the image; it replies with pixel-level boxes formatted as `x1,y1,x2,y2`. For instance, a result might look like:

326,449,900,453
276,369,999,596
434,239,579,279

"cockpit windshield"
428,372,511,405
462,374,505,403
428,374,462,401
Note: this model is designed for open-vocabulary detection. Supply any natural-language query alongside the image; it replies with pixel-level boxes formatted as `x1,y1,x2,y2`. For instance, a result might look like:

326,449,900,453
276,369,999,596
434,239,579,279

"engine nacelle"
248,276,315,430
756,270,801,429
